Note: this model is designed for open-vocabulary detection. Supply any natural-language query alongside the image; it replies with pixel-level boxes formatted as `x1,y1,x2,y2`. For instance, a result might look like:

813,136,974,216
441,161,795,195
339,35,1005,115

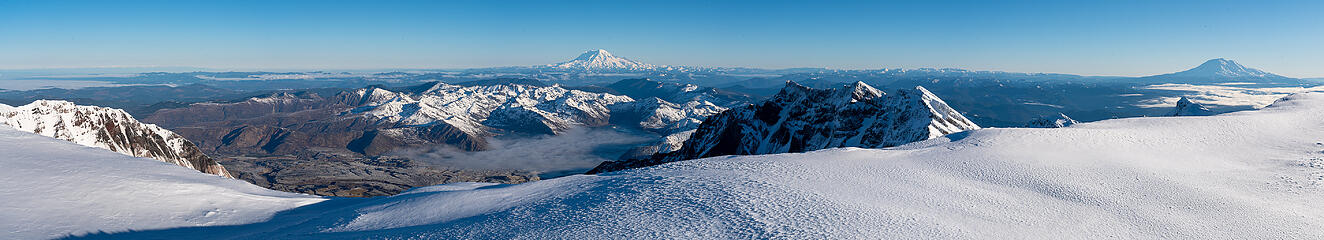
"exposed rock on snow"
590,81,981,173
1023,113,1079,128
0,100,232,178
1168,97,1215,116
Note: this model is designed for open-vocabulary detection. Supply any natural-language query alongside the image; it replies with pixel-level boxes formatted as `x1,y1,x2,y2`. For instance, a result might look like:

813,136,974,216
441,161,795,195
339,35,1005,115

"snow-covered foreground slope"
0,100,233,178
78,92,1324,239
0,126,323,240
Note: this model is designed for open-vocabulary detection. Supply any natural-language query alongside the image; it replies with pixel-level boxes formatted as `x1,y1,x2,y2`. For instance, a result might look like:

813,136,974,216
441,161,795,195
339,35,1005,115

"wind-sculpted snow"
590,81,981,173
0,100,233,177
66,92,1324,239
0,125,322,239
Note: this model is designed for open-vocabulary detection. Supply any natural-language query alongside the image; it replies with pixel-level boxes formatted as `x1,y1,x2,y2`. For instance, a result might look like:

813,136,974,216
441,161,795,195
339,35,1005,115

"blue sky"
1,0,1321,77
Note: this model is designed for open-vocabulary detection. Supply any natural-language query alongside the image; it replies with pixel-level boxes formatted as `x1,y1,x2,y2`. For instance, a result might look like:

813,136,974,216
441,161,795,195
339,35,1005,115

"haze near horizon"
1,0,1322,77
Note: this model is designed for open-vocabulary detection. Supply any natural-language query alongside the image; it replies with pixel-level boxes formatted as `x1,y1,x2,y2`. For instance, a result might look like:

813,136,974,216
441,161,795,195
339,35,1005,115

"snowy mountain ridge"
0,100,232,178
343,81,635,137
590,81,980,173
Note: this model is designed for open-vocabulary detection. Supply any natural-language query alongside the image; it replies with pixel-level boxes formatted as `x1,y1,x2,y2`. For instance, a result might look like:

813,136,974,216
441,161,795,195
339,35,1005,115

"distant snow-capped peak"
546,49,658,71
1174,58,1278,78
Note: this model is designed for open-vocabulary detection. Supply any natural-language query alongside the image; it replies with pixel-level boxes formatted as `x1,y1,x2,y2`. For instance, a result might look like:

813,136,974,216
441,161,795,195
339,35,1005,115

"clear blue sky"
1,0,1321,77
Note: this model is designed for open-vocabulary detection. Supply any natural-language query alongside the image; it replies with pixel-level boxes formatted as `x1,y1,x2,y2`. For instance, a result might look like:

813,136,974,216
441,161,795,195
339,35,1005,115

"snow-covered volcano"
1142,58,1298,84
545,49,658,71
1176,58,1278,78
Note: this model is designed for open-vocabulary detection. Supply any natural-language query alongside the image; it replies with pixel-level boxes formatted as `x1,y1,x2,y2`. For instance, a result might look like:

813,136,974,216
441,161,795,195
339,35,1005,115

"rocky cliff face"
589,81,981,174
0,100,232,178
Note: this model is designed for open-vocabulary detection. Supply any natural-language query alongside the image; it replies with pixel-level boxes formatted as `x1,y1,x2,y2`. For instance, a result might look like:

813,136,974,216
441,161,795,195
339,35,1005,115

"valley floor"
12,93,1324,239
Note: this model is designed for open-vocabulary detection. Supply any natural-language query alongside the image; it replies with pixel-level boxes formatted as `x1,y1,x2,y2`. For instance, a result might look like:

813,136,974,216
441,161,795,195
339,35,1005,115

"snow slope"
0,100,233,178
0,125,323,239
73,93,1324,239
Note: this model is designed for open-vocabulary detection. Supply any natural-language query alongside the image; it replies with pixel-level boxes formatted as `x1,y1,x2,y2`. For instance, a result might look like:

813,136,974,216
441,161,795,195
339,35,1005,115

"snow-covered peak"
848,81,883,99
574,49,616,61
546,49,658,71
1158,58,1287,80
1187,58,1271,78
775,81,885,106
590,82,981,173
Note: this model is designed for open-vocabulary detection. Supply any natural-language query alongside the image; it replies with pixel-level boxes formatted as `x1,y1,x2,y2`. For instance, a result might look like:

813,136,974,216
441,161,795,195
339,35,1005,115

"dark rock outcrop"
1168,97,1215,116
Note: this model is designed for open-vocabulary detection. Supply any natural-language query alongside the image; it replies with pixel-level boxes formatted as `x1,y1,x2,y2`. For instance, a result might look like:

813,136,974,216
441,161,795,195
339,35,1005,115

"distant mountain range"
4,54,1314,132
139,78,747,196
7,48,1314,90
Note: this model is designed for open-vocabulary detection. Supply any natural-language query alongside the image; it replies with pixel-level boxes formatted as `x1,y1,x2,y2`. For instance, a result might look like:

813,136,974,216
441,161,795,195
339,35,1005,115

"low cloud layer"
1135,83,1324,108
389,128,653,174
